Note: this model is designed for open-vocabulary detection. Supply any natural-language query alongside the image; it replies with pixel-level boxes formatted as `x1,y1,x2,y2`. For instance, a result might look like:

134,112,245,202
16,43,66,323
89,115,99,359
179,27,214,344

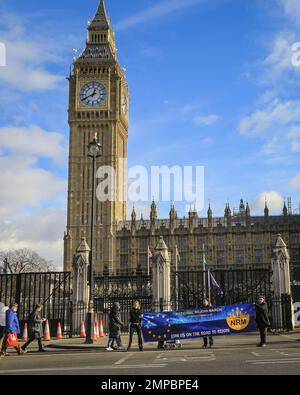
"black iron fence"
172,269,272,309
93,273,152,332
0,272,72,336
0,269,294,336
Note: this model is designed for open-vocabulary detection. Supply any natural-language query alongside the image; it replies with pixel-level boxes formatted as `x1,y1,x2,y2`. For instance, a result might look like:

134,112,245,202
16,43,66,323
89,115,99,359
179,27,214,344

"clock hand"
83,89,98,100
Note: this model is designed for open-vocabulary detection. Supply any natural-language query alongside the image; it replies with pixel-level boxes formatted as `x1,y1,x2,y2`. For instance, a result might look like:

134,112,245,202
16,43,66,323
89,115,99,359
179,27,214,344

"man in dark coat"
106,302,124,351
21,304,46,353
255,296,270,347
127,300,144,352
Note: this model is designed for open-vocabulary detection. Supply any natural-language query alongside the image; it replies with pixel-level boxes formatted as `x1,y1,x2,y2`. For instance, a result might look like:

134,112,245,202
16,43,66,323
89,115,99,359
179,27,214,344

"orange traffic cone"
22,323,28,341
99,320,104,337
80,321,86,338
93,321,98,341
96,320,100,338
43,319,51,341
56,322,63,340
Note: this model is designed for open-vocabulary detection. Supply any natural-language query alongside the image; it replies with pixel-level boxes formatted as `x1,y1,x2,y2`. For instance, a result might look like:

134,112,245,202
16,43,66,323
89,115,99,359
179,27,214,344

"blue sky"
0,0,299,265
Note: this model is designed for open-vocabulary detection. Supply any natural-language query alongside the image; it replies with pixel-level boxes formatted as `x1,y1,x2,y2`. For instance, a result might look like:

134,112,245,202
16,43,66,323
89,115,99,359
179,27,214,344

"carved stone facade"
117,200,300,298
64,1,300,301
64,0,128,273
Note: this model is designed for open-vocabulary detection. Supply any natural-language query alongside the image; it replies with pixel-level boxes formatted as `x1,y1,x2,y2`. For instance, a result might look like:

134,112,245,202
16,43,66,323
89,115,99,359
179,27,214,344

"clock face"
121,93,127,115
80,82,106,107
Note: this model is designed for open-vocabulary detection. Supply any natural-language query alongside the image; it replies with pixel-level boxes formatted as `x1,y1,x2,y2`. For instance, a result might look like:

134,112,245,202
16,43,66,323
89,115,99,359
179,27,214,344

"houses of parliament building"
63,0,300,297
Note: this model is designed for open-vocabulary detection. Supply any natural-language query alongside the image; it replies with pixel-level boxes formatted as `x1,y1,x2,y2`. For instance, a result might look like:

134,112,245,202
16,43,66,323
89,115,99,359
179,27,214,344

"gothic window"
253,234,263,245
197,251,206,266
178,237,187,251
235,249,244,265
139,254,148,269
120,238,129,252
216,251,225,265
216,236,225,248
235,235,245,247
197,237,206,249
139,238,148,251
120,255,128,269
179,252,187,267
254,249,263,264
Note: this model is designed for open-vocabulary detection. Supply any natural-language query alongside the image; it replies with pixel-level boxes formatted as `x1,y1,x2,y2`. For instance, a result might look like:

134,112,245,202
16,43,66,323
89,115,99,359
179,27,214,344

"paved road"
0,333,299,375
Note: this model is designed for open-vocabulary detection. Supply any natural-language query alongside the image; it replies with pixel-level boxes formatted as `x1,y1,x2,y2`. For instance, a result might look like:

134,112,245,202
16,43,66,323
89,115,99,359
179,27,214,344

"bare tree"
0,248,54,273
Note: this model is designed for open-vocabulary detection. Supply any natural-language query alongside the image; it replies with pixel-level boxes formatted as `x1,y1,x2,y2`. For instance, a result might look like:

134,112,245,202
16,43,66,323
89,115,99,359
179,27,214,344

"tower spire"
90,0,110,30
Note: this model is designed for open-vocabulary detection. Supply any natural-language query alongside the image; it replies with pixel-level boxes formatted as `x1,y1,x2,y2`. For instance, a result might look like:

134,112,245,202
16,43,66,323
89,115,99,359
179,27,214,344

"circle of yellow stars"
144,314,172,339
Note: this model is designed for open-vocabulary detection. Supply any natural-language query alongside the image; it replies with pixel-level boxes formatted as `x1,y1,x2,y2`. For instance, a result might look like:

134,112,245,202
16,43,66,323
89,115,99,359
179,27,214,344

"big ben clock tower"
64,0,128,273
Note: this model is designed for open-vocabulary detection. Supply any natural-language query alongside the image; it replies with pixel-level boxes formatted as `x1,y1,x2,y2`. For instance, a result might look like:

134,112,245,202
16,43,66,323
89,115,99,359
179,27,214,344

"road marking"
0,351,111,359
154,352,215,363
246,357,300,364
0,364,167,374
115,354,133,365
249,360,300,365
250,350,292,357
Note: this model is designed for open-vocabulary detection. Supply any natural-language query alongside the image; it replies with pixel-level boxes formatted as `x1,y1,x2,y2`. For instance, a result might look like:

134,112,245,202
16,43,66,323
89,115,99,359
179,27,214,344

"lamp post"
86,135,102,344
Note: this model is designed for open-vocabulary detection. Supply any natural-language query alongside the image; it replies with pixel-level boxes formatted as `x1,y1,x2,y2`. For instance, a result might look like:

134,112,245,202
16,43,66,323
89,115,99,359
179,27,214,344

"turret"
246,203,251,226
150,199,158,224
239,197,246,215
169,203,177,232
207,204,213,228
282,202,288,217
131,206,136,233
264,201,269,224
224,203,232,226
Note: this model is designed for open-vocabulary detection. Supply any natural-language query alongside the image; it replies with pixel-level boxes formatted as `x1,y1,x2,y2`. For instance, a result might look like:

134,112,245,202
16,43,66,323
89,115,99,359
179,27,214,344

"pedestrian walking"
0,303,23,357
0,302,8,342
255,296,270,347
21,304,47,353
106,302,124,351
202,298,214,349
127,300,144,352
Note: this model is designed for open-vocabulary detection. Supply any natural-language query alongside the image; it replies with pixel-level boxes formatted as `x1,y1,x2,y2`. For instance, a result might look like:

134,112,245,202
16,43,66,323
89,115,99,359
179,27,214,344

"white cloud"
0,12,63,92
262,31,296,82
290,173,300,188
239,98,300,136
260,136,280,155
280,0,300,24
0,125,67,164
253,191,284,211
194,114,219,127
116,0,205,31
0,208,66,267
0,155,66,219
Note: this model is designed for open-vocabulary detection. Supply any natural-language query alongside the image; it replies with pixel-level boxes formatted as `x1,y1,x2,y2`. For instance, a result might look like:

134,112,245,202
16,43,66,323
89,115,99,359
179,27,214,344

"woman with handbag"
0,302,23,357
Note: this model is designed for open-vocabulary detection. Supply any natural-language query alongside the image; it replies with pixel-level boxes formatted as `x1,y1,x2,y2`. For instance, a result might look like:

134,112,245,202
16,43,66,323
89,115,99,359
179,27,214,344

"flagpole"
175,245,179,311
147,246,150,277
202,243,207,299
208,269,211,303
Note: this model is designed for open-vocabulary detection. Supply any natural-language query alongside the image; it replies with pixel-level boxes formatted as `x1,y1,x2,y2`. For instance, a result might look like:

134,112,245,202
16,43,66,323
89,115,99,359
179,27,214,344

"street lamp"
86,135,102,344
